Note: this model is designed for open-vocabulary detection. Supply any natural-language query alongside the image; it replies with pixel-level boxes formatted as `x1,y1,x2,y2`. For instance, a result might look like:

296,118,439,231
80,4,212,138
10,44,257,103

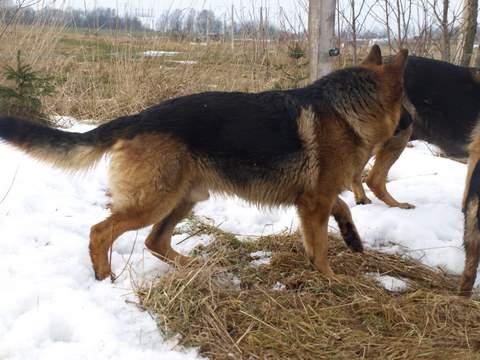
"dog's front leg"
366,123,414,209
352,158,372,205
297,194,335,277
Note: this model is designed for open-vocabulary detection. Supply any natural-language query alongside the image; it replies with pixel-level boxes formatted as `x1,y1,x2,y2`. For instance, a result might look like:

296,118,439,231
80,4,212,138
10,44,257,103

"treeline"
156,8,279,37
0,6,148,32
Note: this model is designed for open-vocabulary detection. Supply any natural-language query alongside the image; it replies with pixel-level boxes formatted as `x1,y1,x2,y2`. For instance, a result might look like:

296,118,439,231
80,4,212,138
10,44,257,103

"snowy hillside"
0,123,468,359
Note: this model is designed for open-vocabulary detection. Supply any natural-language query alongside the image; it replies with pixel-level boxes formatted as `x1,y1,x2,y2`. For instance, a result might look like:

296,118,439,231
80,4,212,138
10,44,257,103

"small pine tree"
0,51,55,123
287,42,305,60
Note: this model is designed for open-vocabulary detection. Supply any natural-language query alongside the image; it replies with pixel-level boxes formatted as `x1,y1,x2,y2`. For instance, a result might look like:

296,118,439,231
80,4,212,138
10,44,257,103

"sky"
40,0,470,35
60,0,306,19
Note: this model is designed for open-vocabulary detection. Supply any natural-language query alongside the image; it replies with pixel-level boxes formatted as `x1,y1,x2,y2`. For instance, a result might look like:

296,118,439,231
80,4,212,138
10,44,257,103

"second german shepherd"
0,46,408,280
344,55,480,295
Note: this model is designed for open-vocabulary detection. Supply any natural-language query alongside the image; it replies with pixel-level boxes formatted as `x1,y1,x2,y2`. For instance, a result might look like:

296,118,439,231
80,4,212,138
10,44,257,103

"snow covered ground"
143,51,181,57
0,122,469,359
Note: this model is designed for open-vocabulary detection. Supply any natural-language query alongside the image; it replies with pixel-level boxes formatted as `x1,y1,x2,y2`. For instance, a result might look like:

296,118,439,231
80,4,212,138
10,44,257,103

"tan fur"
351,115,414,208
459,126,480,296
460,193,480,297
366,124,414,209
463,123,480,208
19,143,107,172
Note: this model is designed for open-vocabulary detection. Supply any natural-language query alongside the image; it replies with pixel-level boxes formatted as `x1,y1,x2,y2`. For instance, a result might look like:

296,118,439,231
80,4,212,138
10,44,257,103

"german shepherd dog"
0,46,408,281
348,56,480,296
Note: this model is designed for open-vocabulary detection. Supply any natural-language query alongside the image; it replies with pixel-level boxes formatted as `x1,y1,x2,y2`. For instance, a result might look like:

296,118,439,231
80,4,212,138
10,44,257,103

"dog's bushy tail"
0,116,124,171
460,158,480,296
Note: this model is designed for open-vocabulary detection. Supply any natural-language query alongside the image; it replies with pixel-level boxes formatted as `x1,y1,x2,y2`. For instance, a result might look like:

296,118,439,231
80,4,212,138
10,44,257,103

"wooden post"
309,0,336,81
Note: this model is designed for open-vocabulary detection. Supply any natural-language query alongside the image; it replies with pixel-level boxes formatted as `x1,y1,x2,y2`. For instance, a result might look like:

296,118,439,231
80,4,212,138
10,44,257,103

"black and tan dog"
0,46,408,281
352,56,480,209
348,55,480,296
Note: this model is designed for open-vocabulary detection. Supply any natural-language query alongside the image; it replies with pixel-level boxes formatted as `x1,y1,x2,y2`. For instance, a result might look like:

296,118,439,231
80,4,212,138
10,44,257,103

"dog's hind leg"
297,194,335,277
145,186,209,265
144,202,195,266
89,208,170,280
90,187,189,280
332,197,363,252
89,134,192,280
366,122,414,209
460,149,480,296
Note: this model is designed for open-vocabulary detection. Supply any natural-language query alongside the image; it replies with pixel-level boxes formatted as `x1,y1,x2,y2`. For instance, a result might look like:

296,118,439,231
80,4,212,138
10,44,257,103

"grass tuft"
138,219,480,359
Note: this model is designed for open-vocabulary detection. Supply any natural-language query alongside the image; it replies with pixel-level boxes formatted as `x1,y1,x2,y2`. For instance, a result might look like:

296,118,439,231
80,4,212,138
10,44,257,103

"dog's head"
360,45,409,137
308,45,408,145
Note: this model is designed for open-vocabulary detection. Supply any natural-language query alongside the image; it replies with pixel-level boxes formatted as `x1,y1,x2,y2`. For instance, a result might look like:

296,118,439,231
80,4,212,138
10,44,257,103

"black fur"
403,56,480,156
0,66,379,186
332,212,363,252
131,66,378,157
0,115,136,153
395,108,413,135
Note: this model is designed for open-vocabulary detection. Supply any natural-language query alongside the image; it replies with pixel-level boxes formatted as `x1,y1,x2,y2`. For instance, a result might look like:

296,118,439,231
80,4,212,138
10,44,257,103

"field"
1,26,480,360
1,26,314,122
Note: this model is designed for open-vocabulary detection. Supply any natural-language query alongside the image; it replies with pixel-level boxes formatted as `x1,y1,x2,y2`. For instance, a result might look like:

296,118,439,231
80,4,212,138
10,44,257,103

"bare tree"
184,9,196,35
392,0,413,49
456,0,478,66
430,0,451,60
426,0,462,61
411,0,432,56
169,9,183,34
309,0,336,81
369,0,399,54
338,0,378,64
384,0,393,53
0,0,41,41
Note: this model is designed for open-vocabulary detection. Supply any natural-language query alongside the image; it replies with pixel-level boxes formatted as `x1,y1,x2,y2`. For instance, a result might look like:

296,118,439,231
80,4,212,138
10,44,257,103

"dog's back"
404,56,480,156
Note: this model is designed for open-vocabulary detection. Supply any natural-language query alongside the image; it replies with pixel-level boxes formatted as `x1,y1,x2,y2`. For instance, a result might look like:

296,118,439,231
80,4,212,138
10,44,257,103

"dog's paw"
396,202,415,209
94,268,113,281
348,239,364,253
355,197,372,205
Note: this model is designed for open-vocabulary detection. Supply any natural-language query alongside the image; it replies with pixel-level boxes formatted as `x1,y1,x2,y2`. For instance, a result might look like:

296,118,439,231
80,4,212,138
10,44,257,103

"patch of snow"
368,273,409,292
214,272,241,289
143,50,180,57
168,60,198,65
0,117,474,359
250,251,272,267
346,143,466,274
195,196,298,237
0,129,202,359
272,282,286,291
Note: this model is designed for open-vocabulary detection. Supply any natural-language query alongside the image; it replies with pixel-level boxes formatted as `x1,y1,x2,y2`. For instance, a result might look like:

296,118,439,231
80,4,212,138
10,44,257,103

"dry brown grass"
1,23,310,122
1,21,440,125
138,218,480,360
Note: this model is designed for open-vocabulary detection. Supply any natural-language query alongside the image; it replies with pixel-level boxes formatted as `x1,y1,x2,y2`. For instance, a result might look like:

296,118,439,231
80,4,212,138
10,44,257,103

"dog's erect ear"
389,49,409,72
361,45,382,65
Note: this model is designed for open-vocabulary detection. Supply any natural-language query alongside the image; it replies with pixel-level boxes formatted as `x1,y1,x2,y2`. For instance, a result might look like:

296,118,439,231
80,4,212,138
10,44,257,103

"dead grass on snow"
138,218,480,360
